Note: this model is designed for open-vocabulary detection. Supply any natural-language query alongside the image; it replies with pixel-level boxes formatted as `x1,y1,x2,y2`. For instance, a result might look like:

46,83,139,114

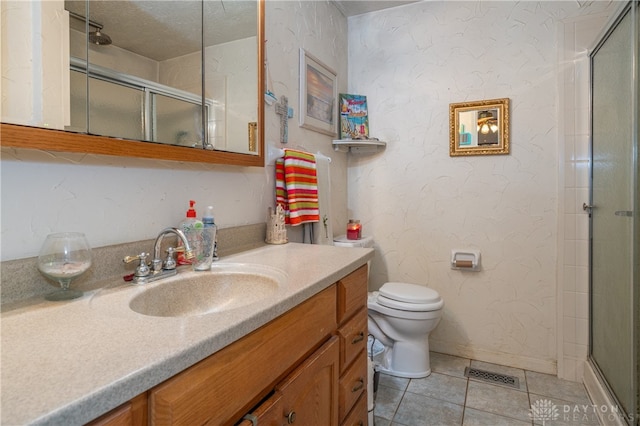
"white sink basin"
128,264,287,318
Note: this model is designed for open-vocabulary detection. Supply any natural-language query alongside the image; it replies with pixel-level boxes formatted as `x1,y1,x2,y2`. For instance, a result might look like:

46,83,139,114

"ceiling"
65,1,416,62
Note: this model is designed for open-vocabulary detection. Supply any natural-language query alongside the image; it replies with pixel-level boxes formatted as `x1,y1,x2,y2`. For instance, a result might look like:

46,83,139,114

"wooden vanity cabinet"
85,265,369,426
238,265,369,426
150,285,337,425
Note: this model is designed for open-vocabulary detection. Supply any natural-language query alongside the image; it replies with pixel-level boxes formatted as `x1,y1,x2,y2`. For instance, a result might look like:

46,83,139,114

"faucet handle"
123,252,150,277
164,247,178,270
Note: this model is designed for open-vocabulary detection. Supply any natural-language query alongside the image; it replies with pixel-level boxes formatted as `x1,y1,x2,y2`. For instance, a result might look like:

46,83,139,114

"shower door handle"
583,203,594,213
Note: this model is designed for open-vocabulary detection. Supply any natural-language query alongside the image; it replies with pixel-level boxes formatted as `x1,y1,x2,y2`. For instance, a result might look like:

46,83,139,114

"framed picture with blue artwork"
299,49,337,136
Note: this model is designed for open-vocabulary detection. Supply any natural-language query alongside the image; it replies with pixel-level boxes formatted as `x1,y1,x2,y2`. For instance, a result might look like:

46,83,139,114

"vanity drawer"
338,350,367,423
341,393,367,426
337,265,368,324
338,307,367,373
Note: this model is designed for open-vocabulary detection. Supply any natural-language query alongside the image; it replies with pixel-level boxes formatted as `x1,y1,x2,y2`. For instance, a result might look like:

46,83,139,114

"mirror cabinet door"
203,0,259,154
67,0,88,133
68,0,204,147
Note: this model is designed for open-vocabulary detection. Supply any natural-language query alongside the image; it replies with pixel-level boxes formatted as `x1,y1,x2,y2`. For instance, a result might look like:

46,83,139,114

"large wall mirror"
1,0,264,167
449,98,510,157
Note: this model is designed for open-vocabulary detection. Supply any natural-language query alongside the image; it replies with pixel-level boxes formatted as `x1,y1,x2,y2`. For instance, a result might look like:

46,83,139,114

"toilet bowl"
368,282,443,378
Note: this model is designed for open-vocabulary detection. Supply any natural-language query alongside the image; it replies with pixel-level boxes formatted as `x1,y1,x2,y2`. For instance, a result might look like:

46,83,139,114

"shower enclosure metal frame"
588,1,639,424
69,57,216,147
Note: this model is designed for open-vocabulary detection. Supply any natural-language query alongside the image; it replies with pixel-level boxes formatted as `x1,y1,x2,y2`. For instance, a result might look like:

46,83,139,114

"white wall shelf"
332,139,386,154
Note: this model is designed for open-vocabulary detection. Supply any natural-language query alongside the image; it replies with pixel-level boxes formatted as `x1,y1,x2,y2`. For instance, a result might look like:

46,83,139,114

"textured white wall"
347,1,613,372
0,1,348,261
262,0,350,243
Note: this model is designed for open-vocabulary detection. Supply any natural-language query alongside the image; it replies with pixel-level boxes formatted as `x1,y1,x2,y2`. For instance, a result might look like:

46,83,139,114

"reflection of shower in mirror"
68,11,112,46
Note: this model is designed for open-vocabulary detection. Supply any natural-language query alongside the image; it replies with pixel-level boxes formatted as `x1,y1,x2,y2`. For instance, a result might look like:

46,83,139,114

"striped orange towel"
275,149,320,226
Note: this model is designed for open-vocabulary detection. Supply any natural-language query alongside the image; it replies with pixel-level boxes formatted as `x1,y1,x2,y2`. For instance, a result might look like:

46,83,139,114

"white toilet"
368,282,444,378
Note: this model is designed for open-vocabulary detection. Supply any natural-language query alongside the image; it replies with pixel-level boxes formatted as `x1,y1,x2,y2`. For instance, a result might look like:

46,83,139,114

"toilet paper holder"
451,249,481,271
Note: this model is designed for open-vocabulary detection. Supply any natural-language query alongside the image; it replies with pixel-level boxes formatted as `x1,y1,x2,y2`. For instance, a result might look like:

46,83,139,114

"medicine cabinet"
1,0,265,167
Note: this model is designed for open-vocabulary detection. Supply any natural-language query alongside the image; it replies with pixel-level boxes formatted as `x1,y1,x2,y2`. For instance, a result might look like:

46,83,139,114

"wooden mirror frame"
449,98,510,157
1,0,265,168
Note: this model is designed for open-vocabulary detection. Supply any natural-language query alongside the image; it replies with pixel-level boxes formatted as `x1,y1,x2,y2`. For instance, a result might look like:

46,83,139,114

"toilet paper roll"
455,260,473,268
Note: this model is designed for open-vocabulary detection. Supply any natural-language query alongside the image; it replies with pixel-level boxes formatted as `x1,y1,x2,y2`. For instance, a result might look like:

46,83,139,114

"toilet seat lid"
377,282,443,311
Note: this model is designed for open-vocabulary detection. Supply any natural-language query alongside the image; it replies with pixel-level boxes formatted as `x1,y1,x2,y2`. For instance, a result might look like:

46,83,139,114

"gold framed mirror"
449,98,510,157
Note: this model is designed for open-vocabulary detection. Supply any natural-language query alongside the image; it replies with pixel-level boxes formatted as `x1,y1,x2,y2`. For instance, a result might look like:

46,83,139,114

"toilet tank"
333,235,374,248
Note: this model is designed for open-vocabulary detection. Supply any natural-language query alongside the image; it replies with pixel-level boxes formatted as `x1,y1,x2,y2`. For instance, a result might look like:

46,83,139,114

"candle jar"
347,219,362,240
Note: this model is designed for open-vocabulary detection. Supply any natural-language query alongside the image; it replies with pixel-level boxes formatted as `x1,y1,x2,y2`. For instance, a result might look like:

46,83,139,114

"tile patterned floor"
372,352,600,426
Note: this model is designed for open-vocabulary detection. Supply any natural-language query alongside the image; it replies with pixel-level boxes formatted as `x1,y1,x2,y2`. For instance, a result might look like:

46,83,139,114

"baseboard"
583,360,628,426
430,339,557,375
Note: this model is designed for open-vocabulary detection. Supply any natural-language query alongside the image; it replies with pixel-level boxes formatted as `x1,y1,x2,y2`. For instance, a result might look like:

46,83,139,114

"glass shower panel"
634,4,639,419
87,78,144,141
152,94,203,147
590,5,635,417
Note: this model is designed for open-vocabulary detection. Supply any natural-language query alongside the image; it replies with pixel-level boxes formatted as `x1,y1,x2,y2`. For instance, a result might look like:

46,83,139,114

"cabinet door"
277,336,339,426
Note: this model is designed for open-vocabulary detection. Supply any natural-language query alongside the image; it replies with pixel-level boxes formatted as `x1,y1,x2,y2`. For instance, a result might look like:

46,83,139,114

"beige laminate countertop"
1,243,373,425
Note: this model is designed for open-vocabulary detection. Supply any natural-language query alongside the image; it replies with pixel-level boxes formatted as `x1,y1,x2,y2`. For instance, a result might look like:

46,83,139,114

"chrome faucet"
123,227,194,284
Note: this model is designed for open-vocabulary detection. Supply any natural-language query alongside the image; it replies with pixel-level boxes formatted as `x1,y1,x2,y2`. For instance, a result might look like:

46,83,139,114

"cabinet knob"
351,378,364,393
351,332,365,344
286,411,296,424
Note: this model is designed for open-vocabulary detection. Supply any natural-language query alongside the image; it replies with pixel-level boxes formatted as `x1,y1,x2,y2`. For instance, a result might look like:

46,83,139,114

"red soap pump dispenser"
347,219,362,240
177,200,203,264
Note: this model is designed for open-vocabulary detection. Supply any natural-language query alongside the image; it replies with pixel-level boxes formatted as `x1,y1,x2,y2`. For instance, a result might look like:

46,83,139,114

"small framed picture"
299,49,337,136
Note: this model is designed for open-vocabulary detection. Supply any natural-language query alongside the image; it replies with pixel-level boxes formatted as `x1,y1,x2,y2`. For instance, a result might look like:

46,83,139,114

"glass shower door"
589,2,637,422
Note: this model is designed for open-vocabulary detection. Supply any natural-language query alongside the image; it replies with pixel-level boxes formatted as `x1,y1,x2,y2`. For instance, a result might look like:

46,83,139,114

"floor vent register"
464,367,520,388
